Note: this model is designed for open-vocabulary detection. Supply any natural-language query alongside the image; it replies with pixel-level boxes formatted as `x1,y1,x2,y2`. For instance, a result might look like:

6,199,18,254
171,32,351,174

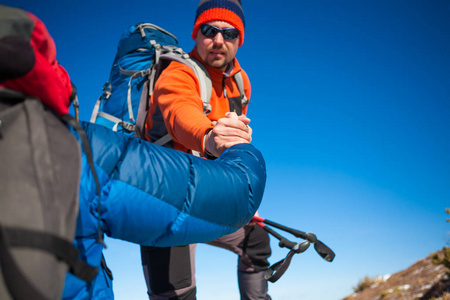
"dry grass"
353,276,378,293
342,249,450,300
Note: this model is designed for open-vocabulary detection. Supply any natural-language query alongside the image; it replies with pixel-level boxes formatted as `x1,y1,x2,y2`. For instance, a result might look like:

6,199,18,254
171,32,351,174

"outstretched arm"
80,122,266,247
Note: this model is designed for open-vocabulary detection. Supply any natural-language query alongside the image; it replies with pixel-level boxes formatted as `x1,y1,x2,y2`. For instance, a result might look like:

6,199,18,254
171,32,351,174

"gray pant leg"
206,227,249,267
238,271,270,300
142,244,197,300
207,225,271,300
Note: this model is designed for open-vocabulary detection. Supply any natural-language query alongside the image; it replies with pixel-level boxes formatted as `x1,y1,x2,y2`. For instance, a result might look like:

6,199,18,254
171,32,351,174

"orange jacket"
144,47,251,154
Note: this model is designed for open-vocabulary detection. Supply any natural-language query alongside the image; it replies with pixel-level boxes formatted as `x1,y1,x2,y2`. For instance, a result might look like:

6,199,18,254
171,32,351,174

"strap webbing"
124,69,150,123
185,57,212,113
1,226,98,281
60,114,105,248
233,72,248,105
264,250,296,283
0,226,48,300
97,112,135,133
90,84,111,123
0,226,98,300
154,133,173,146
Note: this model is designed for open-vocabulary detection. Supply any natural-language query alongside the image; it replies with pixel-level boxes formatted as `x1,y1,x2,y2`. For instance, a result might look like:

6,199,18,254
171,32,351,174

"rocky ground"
343,248,450,300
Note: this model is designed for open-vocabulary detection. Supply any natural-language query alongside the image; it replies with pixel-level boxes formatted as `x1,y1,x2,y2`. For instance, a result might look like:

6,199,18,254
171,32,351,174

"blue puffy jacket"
63,122,266,299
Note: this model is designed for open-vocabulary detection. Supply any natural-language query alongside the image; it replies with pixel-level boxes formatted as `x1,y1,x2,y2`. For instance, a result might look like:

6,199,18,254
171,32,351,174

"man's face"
195,21,240,71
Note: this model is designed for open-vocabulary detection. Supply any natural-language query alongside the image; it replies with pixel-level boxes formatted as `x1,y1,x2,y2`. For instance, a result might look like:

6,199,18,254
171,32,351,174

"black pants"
141,225,271,300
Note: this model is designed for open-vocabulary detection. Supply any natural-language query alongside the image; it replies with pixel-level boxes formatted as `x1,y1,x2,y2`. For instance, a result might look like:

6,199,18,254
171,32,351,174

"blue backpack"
90,23,247,144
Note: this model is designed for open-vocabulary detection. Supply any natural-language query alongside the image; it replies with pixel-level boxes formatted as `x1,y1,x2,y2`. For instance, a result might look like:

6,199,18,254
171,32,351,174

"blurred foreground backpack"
0,5,97,299
0,90,98,300
90,22,247,146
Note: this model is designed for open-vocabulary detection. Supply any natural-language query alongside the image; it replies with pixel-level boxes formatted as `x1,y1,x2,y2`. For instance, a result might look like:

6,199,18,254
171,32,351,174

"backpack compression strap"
89,70,149,133
0,225,98,300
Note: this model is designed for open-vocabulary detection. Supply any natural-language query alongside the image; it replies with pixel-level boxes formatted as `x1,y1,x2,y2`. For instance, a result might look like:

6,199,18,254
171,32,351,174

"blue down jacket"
62,122,266,299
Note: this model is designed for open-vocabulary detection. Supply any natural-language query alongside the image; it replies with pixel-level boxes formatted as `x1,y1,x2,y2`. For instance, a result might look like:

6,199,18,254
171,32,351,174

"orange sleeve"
153,62,214,153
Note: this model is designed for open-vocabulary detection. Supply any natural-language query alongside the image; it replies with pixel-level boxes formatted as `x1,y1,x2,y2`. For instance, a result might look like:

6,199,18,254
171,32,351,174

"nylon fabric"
0,98,81,300
83,122,264,232
63,121,266,299
91,23,179,134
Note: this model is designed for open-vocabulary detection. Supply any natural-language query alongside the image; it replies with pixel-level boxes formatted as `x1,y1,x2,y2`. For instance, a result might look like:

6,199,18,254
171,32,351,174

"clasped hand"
205,112,252,157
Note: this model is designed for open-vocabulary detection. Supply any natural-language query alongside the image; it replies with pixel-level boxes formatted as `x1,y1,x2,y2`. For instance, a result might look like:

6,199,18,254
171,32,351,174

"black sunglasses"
200,24,239,41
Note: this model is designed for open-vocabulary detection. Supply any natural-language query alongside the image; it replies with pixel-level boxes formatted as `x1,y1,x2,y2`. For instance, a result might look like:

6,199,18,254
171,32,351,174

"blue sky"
5,0,450,299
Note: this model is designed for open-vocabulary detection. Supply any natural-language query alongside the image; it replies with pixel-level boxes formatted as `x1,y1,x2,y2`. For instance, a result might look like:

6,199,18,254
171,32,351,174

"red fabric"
192,8,245,46
0,12,72,115
144,48,251,154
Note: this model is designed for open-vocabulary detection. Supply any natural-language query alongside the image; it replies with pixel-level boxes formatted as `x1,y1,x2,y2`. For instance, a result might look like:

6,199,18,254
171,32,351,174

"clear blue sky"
5,0,450,299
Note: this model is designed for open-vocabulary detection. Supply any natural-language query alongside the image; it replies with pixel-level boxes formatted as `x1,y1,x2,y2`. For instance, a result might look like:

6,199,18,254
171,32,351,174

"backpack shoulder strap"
233,71,248,106
135,45,213,141
184,57,212,113
158,49,212,113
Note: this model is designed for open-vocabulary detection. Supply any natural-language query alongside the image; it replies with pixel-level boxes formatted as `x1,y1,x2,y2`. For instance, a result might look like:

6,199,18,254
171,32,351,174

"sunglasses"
200,24,240,41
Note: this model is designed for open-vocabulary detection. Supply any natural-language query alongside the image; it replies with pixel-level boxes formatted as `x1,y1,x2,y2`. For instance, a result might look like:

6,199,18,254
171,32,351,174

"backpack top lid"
115,23,179,60
90,22,182,135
